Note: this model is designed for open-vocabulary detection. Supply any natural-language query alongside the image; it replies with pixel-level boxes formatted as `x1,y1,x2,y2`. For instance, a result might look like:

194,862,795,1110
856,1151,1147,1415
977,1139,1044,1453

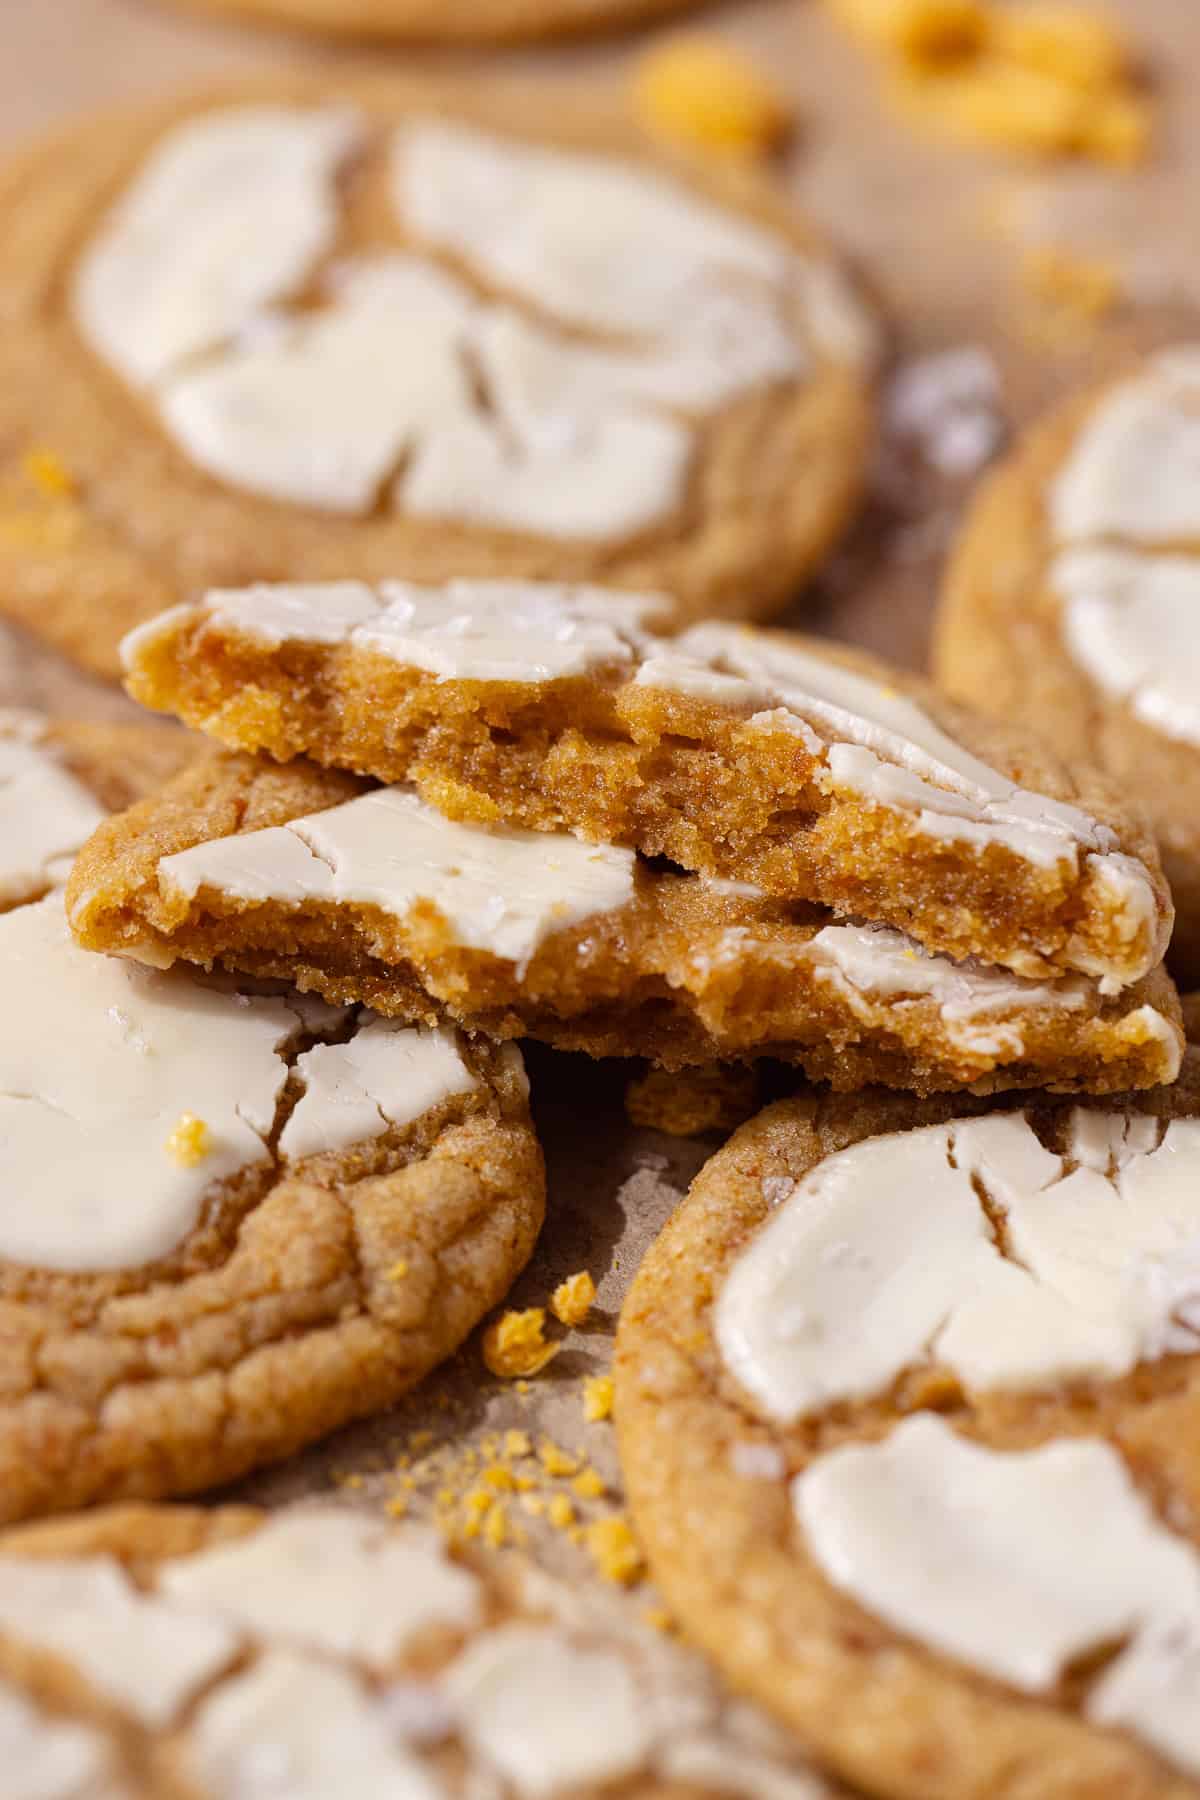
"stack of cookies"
5,40,1200,1800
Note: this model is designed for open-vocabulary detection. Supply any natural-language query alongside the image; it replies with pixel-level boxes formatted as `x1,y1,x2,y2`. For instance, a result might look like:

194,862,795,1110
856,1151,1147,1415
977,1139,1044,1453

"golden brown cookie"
0,1500,841,1800
65,749,1183,1095
0,708,190,912
0,76,877,682
0,865,542,1524
616,1029,1200,1800
158,0,704,43
123,585,1173,991
936,348,1200,984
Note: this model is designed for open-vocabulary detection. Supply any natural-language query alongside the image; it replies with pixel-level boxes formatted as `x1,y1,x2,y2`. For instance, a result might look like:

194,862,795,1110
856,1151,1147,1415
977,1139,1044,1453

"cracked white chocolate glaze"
0,721,105,911
72,107,868,540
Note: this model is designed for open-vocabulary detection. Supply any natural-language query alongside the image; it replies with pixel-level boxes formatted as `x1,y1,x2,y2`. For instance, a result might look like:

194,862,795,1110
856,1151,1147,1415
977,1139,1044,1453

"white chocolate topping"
73,106,362,386
444,1625,653,1796
161,1513,481,1669
172,577,672,684
187,1651,443,1800
1052,348,1200,544
0,896,300,1271
803,923,1090,1057
396,120,795,341
794,1414,1200,1738
1055,546,1200,748
158,786,637,969
0,1681,124,1800
278,1019,477,1162
0,732,105,910
74,106,858,541
0,1557,238,1727
717,1110,1200,1422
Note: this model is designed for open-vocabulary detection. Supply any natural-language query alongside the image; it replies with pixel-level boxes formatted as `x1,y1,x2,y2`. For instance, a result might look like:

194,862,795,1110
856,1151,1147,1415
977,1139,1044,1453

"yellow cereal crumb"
434,1486,457,1510
483,1502,510,1549
516,1379,531,1396
538,1440,580,1479
986,3,1128,88
385,1495,409,1519
164,1113,211,1168
585,1515,646,1586
482,1464,516,1492
633,37,792,159
386,1259,410,1282
573,1468,606,1500
583,1375,615,1424
551,1271,597,1329
460,1514,482,1542
625,1064,758,1137
503,1429,532,1459
827,0,986,58
22,447,75,499
482,1308,561,1379
464,1487,492,1516
548,1494,576,1530
1021,245,1119,322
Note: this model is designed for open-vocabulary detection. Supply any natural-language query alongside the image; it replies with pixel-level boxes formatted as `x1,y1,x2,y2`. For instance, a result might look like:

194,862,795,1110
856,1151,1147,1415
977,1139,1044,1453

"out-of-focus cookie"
0,708,190,912
0,866,542,1523
123,582,1172,991
0,1501,839,1799
157,0,705,43
616,1029,1200,1799
65,750,1182,1095
0,78,877,680
937,347,1200,983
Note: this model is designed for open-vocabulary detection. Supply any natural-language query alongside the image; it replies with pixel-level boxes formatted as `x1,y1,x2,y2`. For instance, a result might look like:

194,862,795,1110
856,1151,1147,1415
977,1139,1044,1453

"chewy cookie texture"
0,1503,836,1799
938,346,1200,986
66,750,1182,1096
0,79,876,677
0,723,543,1524
616,1031,1200,1800
124,579,1173,993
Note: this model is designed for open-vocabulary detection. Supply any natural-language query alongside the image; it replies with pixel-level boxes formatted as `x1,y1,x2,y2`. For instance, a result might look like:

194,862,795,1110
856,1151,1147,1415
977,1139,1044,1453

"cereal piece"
633,38,792,158
547,1495,576,1530
987,3,1129,87
482,1309,561,1380
482,1502,510,1549
503,1429,532,1459
625,1065,759,1137
585,1515,645,1586
827,0,986,58
550,1271,597,1328
482,1466,516,1493
538,1440,580,1479
573,1469,607,1500
583,1375,615,1424
164,1112,211,1168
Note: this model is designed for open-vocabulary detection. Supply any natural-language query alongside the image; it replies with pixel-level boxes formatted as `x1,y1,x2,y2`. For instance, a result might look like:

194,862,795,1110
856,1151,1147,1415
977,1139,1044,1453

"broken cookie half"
66,750,1182,1096
123,578,1172,990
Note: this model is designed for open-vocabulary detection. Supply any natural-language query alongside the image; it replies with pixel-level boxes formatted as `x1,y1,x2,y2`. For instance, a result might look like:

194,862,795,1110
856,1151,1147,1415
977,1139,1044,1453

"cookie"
65,749,1182,1094
0,868,542,1523
0,1502,840,1800
157,0,705,44
937,347,1200,984
615,1031,1200,1799
0,708,191,912
0,78,877,682
122,581,1172,990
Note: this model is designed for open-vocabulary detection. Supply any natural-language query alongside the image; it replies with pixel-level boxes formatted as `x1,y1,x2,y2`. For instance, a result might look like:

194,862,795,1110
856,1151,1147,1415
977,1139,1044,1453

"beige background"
2,0,1198,1747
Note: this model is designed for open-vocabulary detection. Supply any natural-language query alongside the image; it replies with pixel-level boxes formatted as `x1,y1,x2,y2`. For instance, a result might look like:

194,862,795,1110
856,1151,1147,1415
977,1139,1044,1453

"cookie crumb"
482,1464,516,1493
585,1515,645,1586
625,1064,758,1137
482,1308,561,1379
583,1374,615,1423
573,1468,606,1500
633,37,792,158
538,1439,580,1479
164,1112,211,1167
22,447,75,499
551,1271,597,1328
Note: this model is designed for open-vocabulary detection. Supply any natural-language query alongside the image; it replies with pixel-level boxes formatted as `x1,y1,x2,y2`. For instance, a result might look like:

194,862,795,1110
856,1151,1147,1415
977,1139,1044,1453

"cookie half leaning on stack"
0,76,877,678
72,577,1182,1097
0,712,543,1526
615,1008,1200,1799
